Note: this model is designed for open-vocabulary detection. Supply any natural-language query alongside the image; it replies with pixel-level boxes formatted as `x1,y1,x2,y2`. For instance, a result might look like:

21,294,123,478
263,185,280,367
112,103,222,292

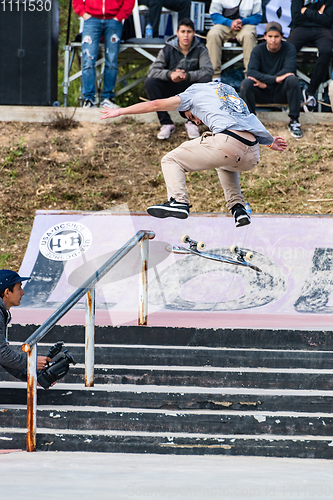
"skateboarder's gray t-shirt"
176,82,274,145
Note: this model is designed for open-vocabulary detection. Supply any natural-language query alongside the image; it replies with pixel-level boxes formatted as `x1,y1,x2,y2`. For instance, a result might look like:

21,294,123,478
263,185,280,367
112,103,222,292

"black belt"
219,129,258,147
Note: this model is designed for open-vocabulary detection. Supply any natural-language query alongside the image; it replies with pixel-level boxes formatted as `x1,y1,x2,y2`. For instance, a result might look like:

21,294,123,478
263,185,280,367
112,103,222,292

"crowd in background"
72,0,333,140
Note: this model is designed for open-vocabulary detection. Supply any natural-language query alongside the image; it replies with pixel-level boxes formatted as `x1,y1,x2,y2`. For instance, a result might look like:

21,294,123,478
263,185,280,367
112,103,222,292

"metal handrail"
21,229,155,451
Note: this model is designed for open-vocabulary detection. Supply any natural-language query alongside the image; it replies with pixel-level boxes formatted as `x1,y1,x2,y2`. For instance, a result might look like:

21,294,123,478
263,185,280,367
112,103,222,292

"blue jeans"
81,17,123,101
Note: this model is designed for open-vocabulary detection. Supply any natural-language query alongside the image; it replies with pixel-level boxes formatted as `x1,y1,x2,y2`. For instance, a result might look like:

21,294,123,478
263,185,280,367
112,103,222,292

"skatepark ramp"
1,210,333,457
10,210,333,330
1,324,333,458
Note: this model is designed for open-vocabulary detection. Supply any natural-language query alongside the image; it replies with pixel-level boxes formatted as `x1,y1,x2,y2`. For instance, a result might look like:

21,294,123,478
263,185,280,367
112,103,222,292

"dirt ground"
0,117,333,269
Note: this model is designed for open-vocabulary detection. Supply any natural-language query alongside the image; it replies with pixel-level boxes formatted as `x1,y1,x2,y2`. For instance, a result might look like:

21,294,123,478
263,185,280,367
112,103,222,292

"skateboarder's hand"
184,110,202,125
270,136,287,151
100,107,122,120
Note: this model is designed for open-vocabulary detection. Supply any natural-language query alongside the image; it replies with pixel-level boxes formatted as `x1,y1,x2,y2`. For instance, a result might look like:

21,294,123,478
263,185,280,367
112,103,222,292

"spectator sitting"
138,0,191,38
206,0,262,80
72,0,135,108
239,22,303,139
144,18,214,140
287,0,333,112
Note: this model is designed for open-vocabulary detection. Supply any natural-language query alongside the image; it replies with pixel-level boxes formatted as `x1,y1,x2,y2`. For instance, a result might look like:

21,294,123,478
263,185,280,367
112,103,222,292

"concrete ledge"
1,105,333,124
0,106,181,124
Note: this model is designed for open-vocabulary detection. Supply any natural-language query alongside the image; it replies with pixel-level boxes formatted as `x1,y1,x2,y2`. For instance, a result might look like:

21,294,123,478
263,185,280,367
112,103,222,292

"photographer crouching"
0,269,75,388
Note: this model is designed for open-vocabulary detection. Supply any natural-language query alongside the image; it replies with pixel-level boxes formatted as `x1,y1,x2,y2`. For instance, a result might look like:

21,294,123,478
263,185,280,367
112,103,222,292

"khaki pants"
161,132,259,210
207,24,257,79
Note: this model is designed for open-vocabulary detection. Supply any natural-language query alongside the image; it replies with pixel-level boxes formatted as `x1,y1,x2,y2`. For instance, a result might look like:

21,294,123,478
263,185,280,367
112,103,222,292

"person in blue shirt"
207,0,262,80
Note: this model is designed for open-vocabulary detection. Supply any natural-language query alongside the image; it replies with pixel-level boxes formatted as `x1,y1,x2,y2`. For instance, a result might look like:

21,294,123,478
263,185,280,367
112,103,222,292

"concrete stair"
1,326,333,458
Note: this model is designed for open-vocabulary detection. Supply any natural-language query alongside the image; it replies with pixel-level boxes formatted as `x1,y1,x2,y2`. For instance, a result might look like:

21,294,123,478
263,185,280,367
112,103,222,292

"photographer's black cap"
0,269,31,293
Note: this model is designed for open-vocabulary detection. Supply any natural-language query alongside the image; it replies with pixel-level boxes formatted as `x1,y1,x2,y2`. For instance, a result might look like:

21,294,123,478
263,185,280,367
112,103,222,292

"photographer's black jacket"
0,297,27,381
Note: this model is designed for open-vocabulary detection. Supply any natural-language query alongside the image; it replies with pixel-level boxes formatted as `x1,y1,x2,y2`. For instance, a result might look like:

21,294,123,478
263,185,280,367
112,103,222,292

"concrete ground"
1,451,333,500
2,105,333,499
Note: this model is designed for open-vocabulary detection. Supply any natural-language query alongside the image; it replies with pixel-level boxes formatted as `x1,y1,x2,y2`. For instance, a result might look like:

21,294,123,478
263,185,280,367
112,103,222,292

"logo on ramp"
39,222,92,261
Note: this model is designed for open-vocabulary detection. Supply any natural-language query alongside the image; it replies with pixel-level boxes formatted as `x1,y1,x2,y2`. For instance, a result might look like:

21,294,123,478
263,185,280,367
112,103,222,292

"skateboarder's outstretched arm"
100,96,181,120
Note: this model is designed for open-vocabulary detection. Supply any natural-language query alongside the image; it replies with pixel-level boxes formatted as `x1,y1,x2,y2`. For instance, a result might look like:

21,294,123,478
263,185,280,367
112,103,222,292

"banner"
258,0,291,36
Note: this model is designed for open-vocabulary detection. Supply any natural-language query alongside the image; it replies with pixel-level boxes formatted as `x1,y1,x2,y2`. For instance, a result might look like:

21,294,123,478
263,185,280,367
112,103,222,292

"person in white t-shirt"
207,0,262,79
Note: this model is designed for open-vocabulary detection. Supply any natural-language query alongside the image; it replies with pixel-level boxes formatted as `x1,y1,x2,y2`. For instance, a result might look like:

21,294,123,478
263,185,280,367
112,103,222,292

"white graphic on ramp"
39,222,92,261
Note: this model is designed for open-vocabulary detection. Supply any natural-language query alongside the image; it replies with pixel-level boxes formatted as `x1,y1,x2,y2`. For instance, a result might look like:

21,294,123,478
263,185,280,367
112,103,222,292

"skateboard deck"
166,235,262,273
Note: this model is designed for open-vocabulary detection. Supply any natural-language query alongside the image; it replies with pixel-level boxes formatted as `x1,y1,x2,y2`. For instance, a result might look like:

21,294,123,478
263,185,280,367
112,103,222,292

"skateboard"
166,235,262,273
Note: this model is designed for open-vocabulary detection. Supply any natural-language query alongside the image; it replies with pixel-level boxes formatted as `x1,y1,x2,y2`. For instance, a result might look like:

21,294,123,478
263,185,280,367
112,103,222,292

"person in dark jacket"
144,18,214,140
0,270,50,381
287,0,333,111
239,22,303,139
72,0,135,108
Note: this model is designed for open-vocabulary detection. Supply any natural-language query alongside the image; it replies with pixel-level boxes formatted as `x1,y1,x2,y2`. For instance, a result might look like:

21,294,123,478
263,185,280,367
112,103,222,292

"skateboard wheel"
246,251,254,261
197,241,206,250
230,245,238,254
181,234,190,244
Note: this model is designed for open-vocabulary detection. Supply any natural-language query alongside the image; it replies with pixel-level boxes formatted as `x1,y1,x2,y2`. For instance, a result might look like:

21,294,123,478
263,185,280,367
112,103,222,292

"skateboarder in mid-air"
100,81,287,227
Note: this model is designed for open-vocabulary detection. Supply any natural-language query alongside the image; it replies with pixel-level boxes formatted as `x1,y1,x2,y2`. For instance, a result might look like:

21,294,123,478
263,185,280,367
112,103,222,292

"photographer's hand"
37,356,52,371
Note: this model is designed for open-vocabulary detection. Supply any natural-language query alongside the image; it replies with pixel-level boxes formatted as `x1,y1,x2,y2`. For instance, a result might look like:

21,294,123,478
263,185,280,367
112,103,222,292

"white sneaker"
83,99,96,108
100,98,120,109
302,89,316,113
157,124,175,140
185,121,200,139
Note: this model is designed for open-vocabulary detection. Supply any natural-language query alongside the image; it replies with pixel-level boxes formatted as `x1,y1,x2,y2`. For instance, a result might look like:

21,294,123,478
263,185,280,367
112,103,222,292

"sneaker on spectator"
83,99,95,108
302,89,316,112
100,98,120,109
231,203,251,227
157,124,175,140
185,121,200,139
147,198,190,219
288,119,303,138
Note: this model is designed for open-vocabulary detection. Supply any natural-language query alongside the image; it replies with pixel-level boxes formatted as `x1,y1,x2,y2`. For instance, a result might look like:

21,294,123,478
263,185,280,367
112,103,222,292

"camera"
37,341,76,389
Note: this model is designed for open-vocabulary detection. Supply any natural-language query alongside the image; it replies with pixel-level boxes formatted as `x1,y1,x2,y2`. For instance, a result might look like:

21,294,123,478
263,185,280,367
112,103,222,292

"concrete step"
9,343,333,369
4,324,333,458
10,325,333,351
2,364,333,389
2,383,333,413
1,427,333,458
6,364,330,390
2,406,333,437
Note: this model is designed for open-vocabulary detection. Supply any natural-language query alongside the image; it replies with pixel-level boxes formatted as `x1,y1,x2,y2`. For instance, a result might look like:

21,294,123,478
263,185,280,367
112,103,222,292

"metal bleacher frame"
63,39,164,106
